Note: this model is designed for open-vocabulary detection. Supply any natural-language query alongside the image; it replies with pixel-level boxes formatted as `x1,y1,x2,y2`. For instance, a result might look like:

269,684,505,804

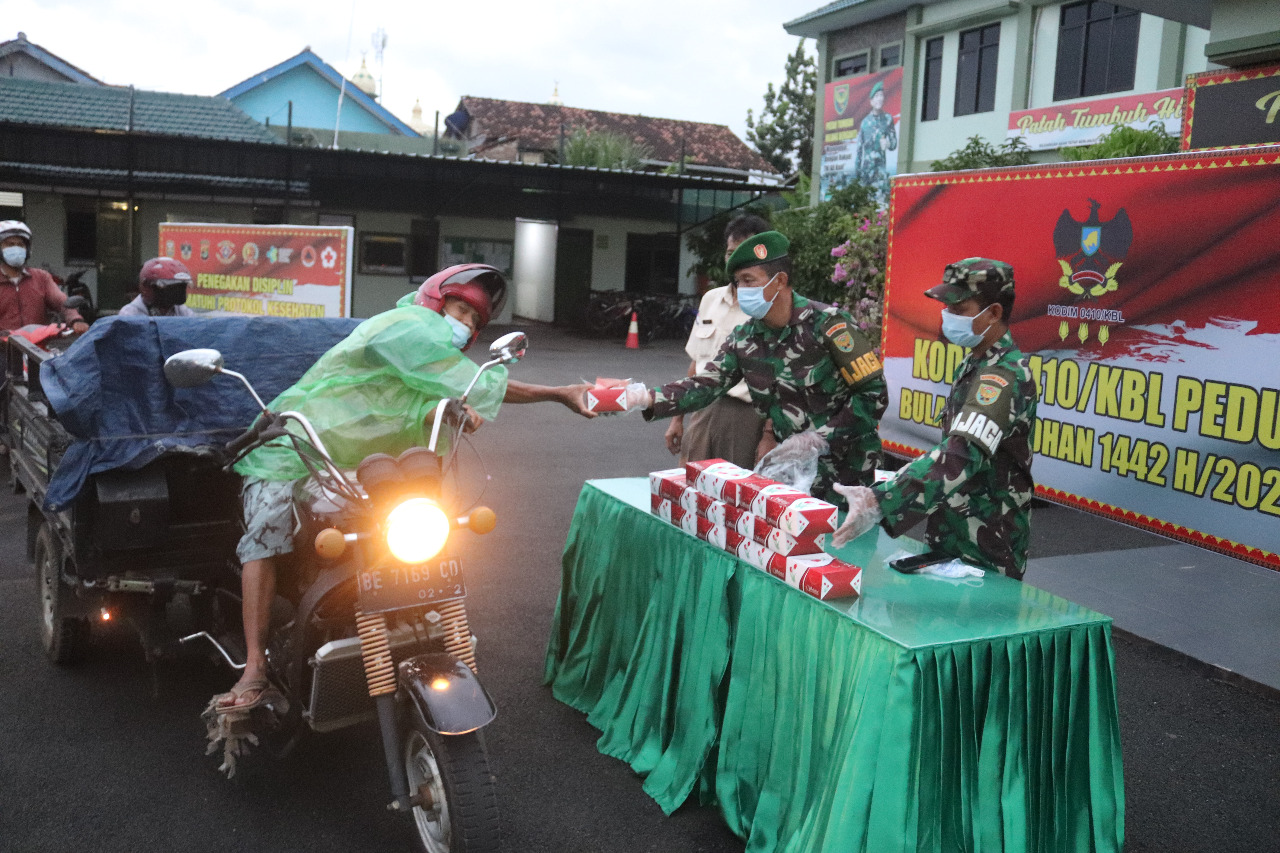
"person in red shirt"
0,220,88,333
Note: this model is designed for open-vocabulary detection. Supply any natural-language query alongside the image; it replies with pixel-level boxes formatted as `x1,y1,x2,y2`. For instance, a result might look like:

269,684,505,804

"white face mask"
2,246,27,268
939,304,992,348
443,312,473,349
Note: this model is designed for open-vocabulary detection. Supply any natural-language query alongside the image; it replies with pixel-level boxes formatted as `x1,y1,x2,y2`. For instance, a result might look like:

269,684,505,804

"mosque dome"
351,58,377,98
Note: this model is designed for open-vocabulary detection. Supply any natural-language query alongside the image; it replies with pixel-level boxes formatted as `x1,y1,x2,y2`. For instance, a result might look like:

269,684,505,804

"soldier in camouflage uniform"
854,81,897,204
833,258,1037,578
639,231,888,504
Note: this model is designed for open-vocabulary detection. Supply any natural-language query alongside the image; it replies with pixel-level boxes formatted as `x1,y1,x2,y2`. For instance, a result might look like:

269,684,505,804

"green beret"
925,257,1015,304
870,81,884,98
727,230,789,276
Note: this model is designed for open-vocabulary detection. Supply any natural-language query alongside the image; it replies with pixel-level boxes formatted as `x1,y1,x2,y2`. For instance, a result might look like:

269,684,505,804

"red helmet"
414,264,507,350
139,256,192,287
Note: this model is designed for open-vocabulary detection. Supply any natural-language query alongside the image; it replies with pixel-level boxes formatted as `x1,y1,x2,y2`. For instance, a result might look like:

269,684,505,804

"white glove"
624,382,653,411
831,484,882,548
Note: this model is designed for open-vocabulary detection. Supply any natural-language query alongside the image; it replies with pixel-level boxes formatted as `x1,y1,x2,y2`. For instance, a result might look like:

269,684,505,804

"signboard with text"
883,146,1280,571
1007,89,1182,151
1182,62,1280,151
157,223,353,318
820,68,903,203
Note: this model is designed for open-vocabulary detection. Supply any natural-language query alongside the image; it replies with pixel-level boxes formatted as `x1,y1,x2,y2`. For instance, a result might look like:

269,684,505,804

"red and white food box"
796,560,862,601
679,513,728,549
735,511,826,556
750,484,838,538
650,497,688,526
757,552,862,600
738,541,776,574
724,528,747,556
679,487,748,529
685,459,753,502
585,385,631,413
649,468,688,502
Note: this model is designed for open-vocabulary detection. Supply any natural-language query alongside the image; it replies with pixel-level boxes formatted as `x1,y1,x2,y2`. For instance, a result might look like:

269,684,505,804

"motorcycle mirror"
64,295,87,310
164,348,225,388
489,331,527,364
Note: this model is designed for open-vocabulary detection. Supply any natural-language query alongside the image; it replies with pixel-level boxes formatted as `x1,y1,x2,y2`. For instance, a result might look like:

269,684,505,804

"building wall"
230,66,392,135
1,51,80,84
1209,0,1280,47
814,1,1212,175
828,12,908,75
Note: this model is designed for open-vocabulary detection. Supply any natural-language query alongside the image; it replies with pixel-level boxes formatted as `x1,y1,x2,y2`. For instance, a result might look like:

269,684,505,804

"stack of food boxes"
648,459,861,601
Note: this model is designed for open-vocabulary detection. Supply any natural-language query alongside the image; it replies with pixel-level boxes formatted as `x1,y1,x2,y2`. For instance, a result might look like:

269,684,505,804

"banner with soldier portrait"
881,146,1280,570
819,68,902,205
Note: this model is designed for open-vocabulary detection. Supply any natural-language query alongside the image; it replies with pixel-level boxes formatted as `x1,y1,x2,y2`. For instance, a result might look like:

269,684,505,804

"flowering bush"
829,207,888,345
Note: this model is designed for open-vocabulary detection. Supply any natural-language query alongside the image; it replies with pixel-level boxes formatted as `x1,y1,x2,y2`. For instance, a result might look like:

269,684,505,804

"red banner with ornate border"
157,223,353,318
883,146,1280,570
1182,62,1280,151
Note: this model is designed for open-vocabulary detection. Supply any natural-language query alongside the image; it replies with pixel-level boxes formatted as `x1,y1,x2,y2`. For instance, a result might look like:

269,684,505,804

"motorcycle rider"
118,257,197,317
0,220,89,333
215,264,592,712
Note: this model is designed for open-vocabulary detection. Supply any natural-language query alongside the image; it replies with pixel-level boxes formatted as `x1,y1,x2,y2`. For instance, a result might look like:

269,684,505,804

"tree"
746,40,816,178
930,135,1033,171
558,128,653,170
1060,121,1179,161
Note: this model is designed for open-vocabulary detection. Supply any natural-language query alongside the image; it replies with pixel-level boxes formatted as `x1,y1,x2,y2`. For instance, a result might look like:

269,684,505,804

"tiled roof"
0,77,280,144
454,96,776,175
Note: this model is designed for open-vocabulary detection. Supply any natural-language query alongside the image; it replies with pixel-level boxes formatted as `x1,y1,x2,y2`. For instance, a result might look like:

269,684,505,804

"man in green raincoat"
217,264,591,712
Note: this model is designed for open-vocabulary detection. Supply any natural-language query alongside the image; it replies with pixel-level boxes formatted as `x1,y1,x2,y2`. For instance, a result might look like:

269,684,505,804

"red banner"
819,68,903,202
1007,89,1182,151
883,146,1280,570
158,223,353,318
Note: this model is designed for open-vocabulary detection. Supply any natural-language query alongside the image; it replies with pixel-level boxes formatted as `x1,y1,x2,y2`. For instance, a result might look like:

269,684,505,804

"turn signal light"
464,506,496,535
314,527,347,559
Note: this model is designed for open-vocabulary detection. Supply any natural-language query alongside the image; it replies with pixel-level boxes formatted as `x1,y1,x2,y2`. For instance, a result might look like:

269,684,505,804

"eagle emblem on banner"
834,84,850,116
1052,199,1132,299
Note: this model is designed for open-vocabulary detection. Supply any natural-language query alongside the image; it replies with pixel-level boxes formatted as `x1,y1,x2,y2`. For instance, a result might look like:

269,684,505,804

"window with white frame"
878,43,902,70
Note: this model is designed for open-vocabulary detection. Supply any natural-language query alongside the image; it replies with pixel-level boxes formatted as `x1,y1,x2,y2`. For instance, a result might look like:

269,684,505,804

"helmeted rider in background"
118,257,197,317
215,264,593,713
0,220,88,333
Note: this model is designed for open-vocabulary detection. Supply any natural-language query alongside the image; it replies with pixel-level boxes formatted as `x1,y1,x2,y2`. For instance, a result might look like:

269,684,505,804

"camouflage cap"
727,230,789,276
925,257,1015,305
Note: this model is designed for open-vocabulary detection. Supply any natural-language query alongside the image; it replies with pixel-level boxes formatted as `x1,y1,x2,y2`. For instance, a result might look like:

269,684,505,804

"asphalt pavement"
1,323,1277,853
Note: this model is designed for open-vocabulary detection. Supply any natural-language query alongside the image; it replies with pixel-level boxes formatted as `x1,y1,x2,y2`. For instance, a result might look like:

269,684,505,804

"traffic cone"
625,311,640,349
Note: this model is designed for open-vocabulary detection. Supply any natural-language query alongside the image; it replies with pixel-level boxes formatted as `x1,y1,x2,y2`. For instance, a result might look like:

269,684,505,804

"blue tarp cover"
41,315,360,511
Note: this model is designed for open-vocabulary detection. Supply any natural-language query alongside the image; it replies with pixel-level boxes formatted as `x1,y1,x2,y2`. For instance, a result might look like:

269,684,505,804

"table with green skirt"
543,478,1124,853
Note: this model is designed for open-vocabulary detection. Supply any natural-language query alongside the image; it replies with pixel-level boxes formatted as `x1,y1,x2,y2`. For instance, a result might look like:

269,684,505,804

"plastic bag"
919,559,985,579
755,430,829,494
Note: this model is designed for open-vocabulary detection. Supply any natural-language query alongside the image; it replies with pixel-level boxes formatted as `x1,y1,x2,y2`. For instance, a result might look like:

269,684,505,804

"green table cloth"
544,478,1124,853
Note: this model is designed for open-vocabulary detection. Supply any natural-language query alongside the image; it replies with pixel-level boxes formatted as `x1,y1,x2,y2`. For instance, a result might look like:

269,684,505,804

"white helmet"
0,220,32,246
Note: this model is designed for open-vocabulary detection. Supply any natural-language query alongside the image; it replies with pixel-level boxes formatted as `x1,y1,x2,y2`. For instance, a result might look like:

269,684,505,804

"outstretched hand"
559,383,598,419
831,484,882,548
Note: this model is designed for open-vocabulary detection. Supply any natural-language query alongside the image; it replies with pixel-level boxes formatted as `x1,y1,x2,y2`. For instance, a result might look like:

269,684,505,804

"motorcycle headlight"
385,497,450,563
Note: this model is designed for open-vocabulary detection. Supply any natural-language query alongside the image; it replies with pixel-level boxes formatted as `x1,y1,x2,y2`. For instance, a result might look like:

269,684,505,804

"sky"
11,0,821,140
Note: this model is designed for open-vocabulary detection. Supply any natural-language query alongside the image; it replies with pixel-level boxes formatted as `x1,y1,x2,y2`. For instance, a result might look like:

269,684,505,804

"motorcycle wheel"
35,521,89,665
403,714,500,853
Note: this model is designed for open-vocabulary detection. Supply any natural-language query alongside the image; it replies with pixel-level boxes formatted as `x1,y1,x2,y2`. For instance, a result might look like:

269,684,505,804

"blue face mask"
2,246,27,268
444,312,473,349
737,274,779,320
940,305,992,348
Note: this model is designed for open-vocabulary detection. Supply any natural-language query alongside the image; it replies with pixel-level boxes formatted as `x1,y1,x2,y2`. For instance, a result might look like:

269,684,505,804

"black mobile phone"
889,551,945,574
